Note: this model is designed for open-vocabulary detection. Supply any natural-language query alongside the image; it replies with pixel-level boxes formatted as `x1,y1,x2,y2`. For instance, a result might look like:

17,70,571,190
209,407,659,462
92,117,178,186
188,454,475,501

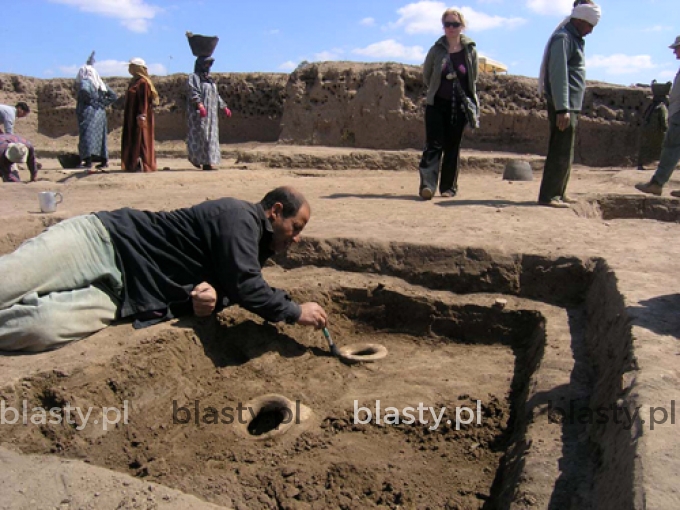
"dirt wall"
0,72,287,144
1,63,652,166
584,260,642,510
280,62,648,167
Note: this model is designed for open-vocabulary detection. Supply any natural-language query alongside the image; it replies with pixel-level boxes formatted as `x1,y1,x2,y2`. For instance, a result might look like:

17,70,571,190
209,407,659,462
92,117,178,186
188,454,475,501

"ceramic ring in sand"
337,343,388,363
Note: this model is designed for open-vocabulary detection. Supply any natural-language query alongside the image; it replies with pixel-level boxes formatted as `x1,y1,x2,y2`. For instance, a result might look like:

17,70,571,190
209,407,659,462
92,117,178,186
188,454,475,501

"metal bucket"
57,153,81,169
502,160,534,182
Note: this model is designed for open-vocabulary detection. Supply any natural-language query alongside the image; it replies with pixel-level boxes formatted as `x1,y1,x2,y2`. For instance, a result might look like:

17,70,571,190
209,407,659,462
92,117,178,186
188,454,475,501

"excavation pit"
0,240,638,510
590,194,680,222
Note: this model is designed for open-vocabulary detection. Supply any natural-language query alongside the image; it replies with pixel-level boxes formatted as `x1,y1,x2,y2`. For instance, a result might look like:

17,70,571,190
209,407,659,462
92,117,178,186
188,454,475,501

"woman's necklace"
446,39,462,80
448,37,462,53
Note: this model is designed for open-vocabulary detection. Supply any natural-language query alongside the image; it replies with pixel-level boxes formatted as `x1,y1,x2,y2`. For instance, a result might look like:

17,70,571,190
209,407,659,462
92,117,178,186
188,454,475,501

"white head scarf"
571,3,601,27
537,2,602,95
76,64,107,92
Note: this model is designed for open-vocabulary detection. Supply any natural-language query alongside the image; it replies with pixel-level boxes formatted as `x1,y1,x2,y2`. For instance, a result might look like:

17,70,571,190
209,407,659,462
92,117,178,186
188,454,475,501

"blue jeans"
652,112,680,186
0,215,123,352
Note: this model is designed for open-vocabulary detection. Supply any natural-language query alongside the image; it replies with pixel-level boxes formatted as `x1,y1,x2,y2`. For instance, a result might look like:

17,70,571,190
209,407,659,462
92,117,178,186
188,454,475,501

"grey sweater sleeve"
548,35,571,112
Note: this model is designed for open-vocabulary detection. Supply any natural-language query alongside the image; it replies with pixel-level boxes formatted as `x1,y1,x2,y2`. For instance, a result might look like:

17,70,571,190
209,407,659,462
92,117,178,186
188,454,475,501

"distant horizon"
1,65,654,90
3,0,678,89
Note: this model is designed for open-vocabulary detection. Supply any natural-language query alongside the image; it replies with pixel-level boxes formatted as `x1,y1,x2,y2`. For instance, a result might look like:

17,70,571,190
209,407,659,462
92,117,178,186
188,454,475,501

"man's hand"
136,114,147,128
297,302,328,329
191,282,217,317
556,112,570,131
198,103,208,118
223,107,232,118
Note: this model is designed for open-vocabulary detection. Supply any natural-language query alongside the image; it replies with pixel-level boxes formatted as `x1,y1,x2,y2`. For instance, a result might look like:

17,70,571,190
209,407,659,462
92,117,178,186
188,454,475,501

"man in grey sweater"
635,36,680,197
537,1,601,208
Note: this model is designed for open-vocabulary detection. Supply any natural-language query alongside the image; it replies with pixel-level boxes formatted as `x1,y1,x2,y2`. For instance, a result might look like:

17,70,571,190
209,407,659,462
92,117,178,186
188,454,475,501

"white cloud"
658,70,677,79
587,54,656,75
391,1,525,33
49,0,162,33
360,17,376,26
314,49,344,61
643,25,672,33
352,40,426,61
59,65,80,76
59,59,167,77
279,61,297,71
460,7,526,30
477,0,503,3
526,0,572,16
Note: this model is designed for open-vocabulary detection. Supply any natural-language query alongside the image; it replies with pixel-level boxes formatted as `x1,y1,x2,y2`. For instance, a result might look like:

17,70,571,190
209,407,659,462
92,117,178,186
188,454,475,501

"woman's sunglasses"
443,21,462,28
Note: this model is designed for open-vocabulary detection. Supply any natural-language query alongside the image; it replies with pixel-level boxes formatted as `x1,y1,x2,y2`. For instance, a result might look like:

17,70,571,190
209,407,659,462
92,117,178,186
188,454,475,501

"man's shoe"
561,195,578,204
635,181,663,196
538,198,570,209
670,190,680,198
420,187,433,200
440,189,457,198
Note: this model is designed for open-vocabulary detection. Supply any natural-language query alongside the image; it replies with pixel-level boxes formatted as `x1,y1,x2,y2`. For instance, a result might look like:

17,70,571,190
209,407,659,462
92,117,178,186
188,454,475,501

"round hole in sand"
338,343,388,363
247,407,289,436
237,394,312,441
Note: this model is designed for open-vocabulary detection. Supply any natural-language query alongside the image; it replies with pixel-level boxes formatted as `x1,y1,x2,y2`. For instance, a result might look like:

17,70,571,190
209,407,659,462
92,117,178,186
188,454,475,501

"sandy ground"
1,144,680,509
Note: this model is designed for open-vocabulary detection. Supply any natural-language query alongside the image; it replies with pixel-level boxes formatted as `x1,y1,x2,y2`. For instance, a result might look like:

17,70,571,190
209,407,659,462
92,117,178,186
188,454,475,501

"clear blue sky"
3,0,679,86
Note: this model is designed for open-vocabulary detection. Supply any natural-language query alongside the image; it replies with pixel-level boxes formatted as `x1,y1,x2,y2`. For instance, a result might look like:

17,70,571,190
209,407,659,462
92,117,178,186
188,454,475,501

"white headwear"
129,57,147,67
76,64,107,92
537,2,602,95
571,3,601,27
5,143,28,163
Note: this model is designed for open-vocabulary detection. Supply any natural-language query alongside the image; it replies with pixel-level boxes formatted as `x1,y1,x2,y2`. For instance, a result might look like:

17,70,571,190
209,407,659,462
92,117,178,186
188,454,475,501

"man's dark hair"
15,102,29,113
260,186,306,218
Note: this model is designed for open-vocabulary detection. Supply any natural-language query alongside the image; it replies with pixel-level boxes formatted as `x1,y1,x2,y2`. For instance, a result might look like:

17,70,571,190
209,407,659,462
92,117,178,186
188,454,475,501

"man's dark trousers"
539,102,579,202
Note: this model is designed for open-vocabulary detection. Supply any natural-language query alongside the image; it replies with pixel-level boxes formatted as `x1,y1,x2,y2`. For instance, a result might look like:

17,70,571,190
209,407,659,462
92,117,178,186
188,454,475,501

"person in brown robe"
121,58,159,172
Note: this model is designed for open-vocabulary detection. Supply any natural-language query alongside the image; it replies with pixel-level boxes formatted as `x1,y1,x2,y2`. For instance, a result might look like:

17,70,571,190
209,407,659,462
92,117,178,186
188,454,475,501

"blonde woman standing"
418,9,479,200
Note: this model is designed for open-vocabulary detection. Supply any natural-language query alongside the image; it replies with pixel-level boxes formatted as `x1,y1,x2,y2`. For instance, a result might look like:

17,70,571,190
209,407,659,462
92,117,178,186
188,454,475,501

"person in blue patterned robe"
186,56,231,170
76,53,118,172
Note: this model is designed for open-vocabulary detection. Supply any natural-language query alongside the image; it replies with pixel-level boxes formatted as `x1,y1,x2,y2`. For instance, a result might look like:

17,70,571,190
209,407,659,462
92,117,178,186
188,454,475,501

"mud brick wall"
280,62,649,167
0,72,288,143
0,64,655,167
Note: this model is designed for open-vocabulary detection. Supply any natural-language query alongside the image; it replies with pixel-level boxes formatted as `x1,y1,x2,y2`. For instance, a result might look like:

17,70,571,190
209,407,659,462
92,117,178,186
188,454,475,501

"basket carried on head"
186,32,219,57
